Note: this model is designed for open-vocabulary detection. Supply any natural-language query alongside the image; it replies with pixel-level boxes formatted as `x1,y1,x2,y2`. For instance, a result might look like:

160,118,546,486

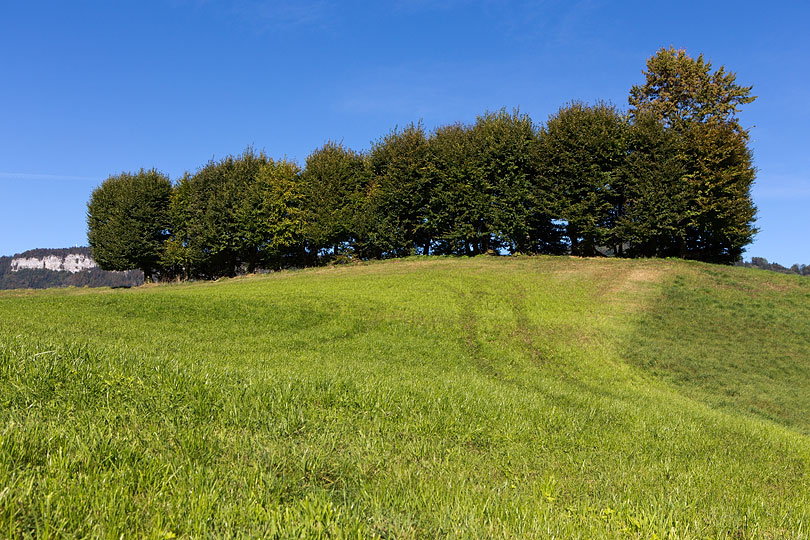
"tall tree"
171,148,271,277
618,113,688,257
470,109,559,254
160,172,200,280
87,169,172,282
629,47,756,130
629,47,757,263
426,123,492,255
300,142,368,261
362,123,431,258
238,159,307,270
537,102,628,256
679,121,757,262
87,169,172,281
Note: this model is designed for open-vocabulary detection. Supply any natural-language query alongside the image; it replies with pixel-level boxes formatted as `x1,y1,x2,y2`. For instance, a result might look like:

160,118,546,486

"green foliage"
1,257,809,537
629,46,756,129
86,169,172,280
471,109,557,254
628,47,758,263
739,257,810,276
84,48,761,275
538,102,628,255
426,111,563,256
300,142,368,260
679,122,758,262
425,122,490,255
160,173,201,280
240,159,307,269
183,147,272,277
363,123,431,257
166,148,308,278
618,113,688,257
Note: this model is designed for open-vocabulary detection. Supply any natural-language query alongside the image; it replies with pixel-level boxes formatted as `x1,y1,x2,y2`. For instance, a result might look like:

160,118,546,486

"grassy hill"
1,256,808,538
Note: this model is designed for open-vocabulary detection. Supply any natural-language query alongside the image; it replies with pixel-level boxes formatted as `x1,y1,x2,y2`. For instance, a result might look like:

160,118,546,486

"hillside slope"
0,257,808,538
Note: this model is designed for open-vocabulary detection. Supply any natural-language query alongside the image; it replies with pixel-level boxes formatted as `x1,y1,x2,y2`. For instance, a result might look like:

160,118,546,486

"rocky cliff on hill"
0,247,143,289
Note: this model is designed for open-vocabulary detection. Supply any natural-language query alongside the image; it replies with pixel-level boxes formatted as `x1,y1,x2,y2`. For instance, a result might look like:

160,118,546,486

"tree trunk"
247,247,258,274
568,224,579,256
582,237,596,257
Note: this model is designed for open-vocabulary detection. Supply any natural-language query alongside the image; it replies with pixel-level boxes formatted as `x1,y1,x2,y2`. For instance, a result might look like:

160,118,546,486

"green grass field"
1,256,808,538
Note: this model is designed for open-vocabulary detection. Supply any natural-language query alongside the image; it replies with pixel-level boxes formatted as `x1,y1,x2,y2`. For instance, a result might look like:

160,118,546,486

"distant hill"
736,256,810,276
0,247,143,289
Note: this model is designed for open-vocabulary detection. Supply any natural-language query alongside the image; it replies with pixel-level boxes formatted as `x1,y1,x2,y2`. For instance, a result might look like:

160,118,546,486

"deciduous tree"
239,159,306,269
629,47,757,263
87,169,172,281
629,47,755,130
300,142,368,261
362,123,431,258
618,113,687,257
426,123,491,255
171,148,271,277
537,102,628,256
471,109,557,254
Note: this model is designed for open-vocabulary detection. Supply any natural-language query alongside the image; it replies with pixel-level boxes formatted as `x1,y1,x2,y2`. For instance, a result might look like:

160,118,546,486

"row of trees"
736,257,810,277
87,48,758,280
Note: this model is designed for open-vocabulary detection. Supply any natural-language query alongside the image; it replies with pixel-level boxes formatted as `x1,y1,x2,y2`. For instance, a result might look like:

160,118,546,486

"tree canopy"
629,46,756,129
629,47,758,263
86,48,759,278
86,169,172,281
300,142,368,261
538,101,628,256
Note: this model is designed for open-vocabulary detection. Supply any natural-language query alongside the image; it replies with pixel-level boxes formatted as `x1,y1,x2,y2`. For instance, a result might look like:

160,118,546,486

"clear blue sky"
2,1,808,264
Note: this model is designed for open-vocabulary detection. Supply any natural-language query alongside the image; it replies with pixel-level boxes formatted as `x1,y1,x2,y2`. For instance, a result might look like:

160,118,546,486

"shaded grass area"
624,261,810,434
0,257,808,538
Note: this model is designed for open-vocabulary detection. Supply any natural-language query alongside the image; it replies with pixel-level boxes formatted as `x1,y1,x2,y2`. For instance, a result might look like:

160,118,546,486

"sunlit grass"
1,256,808,538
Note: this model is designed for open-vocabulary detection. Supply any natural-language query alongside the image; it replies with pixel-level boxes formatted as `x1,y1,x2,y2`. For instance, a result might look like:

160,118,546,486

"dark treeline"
0,266,143,290
87,48,759,281
736,257,810,277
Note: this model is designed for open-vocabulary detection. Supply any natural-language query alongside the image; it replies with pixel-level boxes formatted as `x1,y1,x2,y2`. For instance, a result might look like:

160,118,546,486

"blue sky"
1,1,808,264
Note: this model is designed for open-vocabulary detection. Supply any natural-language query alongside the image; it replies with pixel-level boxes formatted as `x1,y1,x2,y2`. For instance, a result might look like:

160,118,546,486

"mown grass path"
1,256,808,538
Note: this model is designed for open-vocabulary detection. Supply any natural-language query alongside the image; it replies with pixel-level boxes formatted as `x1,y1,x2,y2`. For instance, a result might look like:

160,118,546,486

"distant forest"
87,48,765,281
736,257,810,277
0,248,143,290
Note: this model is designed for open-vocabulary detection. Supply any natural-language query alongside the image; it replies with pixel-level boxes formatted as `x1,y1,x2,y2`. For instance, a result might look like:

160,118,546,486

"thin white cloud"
0,172,95,181
333,61,489,126
0,172,98,181
390,0,476,13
